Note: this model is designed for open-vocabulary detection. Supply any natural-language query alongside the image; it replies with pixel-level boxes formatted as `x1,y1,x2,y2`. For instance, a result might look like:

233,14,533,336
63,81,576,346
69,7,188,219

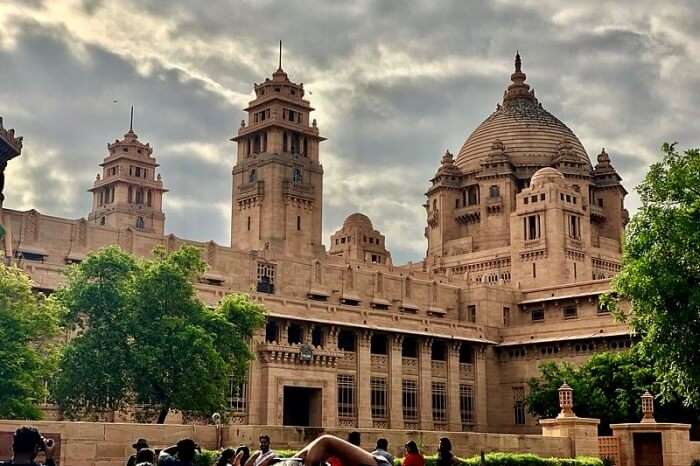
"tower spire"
278,40,283,71
515,50,521,73
129,105,134,132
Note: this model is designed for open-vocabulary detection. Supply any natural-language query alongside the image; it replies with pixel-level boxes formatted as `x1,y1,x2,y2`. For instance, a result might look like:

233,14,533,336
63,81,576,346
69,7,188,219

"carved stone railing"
455,205,480,224
238,180,264,200
590,204,606,222
372,419,388,429
282,180,315,200
460,363,475,380
598,436,619,465
431,360,447,378
403,421,419,430
371,354,388,372
402,357,418,375
257,343,342,368
338,417,356,428
337,351,357,370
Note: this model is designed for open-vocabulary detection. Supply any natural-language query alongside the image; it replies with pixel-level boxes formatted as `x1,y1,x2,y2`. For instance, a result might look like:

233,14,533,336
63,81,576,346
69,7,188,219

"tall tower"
231,45,325,256
88,115,167,234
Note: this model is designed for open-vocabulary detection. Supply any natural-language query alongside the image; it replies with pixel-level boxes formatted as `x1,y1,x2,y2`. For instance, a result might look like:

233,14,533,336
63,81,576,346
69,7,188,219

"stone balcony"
282,180,315,201
431,360,447,378
337,351,357,370
590,204,606,222
402,357,418,375
455,205,481,224
238,180,265,200
257,342,342,368
460,362,475,380
370,354,388,372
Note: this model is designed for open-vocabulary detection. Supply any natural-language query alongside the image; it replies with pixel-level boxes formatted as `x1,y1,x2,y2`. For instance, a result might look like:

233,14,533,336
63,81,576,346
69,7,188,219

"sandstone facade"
0,53,630,433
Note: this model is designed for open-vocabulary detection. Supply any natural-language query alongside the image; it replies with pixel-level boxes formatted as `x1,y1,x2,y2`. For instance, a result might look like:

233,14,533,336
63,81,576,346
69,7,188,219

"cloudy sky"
1,0,699,263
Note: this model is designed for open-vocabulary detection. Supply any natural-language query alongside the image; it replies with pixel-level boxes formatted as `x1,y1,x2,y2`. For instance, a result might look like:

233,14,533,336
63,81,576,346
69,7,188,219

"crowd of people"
2,426,461,466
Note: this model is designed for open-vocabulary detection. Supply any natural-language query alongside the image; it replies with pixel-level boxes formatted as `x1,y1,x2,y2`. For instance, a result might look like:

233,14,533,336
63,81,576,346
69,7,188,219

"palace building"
0,53,630,433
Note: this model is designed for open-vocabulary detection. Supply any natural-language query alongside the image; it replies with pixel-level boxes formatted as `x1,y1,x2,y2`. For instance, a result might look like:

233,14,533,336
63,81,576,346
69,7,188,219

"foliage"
52,245,266,423
526,350,700,433
601,143,700,406
0,263,61,419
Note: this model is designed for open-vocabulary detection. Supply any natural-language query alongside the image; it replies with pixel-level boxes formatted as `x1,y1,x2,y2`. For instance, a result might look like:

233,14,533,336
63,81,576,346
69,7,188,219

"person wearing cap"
126,439,149,466
159,439,200,466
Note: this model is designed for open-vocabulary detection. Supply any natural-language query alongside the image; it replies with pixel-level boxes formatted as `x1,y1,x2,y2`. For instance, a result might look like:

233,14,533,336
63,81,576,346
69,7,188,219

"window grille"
228,377,248,414
370,377,388,420
337,374,356,418
402,379,418,422
513,387,526,425
432,382,447,423
460,384,474,426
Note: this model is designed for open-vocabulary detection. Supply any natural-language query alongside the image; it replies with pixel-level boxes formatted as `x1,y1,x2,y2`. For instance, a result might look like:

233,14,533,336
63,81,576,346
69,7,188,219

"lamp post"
558,382,575,418
641,391,656,423
212,412,222,449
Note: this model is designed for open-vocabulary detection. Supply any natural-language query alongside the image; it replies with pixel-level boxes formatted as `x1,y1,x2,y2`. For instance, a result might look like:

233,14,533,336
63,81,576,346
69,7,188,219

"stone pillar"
475,345,488,430
447,341,462,431
357,330,372,428
247,334,263,424
541,383,600,457
419,337,433,430
279,321,289,345
389,334,404,429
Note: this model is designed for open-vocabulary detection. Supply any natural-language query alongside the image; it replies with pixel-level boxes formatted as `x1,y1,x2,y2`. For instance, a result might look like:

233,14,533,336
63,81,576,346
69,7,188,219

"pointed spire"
278,40,283,71
515,50,521,73
129,105,134,132
502,51,537,107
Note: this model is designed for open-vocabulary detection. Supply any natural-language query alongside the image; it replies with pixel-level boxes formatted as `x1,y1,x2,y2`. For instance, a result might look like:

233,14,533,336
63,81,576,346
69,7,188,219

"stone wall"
0,420,573,466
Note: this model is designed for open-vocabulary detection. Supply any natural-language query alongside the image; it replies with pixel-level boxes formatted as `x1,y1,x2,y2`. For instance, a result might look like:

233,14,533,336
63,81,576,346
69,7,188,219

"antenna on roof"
130,105,134,131
278,40,283,70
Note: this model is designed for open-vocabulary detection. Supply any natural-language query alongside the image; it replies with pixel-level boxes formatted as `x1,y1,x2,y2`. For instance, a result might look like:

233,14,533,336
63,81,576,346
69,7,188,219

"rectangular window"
402,379,418,422
228,377,248,414
568,215,581,239
247,216,251,231
432,382,447,423
460,384,474,426
503,307,511,326
563,305,578,319
297,215,301,231
539,193,545,201
597,299,609,314
467,305,477,323
135,167,141,177
337,374,356,419
513,387,526,425
370,377,388,420
524,215,541,240
531,308,544,322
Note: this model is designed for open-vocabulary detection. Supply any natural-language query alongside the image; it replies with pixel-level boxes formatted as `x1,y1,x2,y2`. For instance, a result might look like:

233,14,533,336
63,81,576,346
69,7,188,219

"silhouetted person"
436,438,458,466
127,439,149,466
1,426,56,466
159,439,199,466
134,448,155,466
215,448,236,466
371,439,394,465
402,441,424,466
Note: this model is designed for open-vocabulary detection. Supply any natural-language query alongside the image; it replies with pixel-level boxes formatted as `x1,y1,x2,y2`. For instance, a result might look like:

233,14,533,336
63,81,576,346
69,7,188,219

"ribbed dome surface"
343,212,373,229
455,99,590,172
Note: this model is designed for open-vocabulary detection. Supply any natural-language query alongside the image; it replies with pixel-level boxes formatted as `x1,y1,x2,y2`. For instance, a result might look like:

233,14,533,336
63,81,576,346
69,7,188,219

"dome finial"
515,50,521,73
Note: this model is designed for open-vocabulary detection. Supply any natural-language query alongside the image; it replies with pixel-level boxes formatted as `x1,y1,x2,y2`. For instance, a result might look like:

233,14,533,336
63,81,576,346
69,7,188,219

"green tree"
527,350,699,433
52,245,265,423
602,143,700,406
0,263,60,419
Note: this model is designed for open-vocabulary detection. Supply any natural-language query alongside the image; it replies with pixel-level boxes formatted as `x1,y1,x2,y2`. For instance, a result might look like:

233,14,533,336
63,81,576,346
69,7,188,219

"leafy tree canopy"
0,264,61,419
602,143,700,406
52,245,265,423
527,350,699,434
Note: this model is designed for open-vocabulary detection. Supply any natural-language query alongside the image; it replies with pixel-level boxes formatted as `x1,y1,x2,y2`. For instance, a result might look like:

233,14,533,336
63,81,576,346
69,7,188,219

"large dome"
455,54,591,173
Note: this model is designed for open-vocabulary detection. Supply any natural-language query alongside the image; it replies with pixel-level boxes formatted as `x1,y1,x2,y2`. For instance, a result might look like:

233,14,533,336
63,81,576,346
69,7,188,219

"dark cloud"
2,1,700,263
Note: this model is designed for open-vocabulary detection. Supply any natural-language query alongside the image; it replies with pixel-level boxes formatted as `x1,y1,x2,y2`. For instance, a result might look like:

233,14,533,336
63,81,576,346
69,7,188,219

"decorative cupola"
553,138,591,178
479,139,514,176
593,148,623,187
432,150,461,184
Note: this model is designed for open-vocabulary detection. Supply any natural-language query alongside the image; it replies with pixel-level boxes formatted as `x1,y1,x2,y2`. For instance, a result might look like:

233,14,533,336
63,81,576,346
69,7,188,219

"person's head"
12,426,45,459
236,445,251,465
438,437,452,453
259,435,271,453
217,448,236,465
348,431,361,447
376,438,389,451
405,441,419,455
133,439,149,452
135,448,156,465
177,439,198,462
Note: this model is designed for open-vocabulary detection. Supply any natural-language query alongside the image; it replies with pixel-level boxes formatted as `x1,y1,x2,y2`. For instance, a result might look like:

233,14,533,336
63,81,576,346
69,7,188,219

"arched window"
489,185,500,198
136,216,145,230
467,185,479,205
292,168,302,185
249,169,256,183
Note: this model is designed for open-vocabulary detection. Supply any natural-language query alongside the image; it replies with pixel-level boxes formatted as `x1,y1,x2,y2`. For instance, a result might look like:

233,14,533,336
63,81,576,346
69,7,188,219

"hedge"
194,450,602,466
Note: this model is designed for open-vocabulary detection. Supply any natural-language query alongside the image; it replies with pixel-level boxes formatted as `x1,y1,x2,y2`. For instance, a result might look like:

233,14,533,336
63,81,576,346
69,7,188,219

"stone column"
389,334,404,429
357,330,372,428
447,341,462,431
247,334,263,424
419,337,433,430
279,321,289,345
474,345,489,430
